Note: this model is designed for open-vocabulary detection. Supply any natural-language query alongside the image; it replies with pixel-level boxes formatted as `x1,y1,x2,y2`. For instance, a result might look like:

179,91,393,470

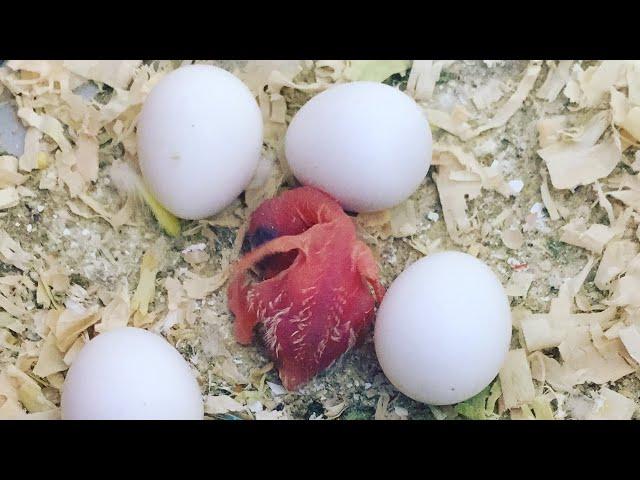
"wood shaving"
540,173,560,221
470,62,542,138
560,219,615,254
204,395,245,415
131,239,165,316
548,142,621,192
406,61,452,101
183,271,228,300
389,200,419,238
95,284,130,333
595,240,639,290
499,349,536,410
0,155,26,188
584,387,637,420
0,187,19,209
55,305,100,352
505,271,534,297
62,60,142,89
32,333,67,378
0,229,32,270
536,61,573,102
618,325,640,364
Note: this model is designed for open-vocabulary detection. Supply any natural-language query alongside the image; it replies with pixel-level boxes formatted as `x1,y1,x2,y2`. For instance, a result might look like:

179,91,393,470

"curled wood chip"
0,312,25,334
472,78,506,111
0,155,26,188
244,153,284,212
541,354,584,392
537,116,567,149
608,188,640,212
55,305,100,352
0,229,32,270
212,357,249,385
528,351,547,382
609,254,640,307
619,107,640,142
63,335,86,366
63,60,142,89
521,257,612,353
585,387,637,420
0,187,19,209
183,270,228,299
505,272,534,297
0,397,25,419
204,395,245,415
324,400,348,420
583,62,628,105
55,151,85,197
470,61,542,138
95,284,130,334
32,332,68,378
536,60,573,102
594,240,639,290
17,107,72,153
540,174,560,221
432,146,497,244
499,349,536,410
131,240,165,316
426,108,473,139
74,134,99,183
540,138,620,190
538,110,620,190
558,326,635,385
6,365,56,413
594,181,615,225
18,128,45,172
406,60,452,101
610,87,629,125
389,200,419,238
255,409,288,420
618,325,640,364
164,277,186,311
560,219,615,254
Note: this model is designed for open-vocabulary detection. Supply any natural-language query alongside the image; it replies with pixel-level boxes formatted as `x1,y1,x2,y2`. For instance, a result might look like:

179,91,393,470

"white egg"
61,327,203,420
285,81,432,213
374,251,512,405
137,64,263,220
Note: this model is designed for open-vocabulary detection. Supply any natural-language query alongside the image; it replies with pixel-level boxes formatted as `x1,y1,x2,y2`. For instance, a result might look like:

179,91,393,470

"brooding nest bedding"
1,60,639,420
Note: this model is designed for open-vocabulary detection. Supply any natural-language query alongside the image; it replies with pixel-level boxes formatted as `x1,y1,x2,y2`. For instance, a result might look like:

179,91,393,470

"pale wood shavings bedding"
1,60,640,420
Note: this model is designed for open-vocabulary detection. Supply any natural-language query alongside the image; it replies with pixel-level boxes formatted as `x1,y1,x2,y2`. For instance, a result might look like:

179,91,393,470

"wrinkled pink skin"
228,187,385,390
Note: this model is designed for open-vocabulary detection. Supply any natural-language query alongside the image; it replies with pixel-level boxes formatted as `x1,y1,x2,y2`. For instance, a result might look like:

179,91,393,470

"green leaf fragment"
455,385,491,420
137,182,181,237
455,380,502,420
344,60,412,83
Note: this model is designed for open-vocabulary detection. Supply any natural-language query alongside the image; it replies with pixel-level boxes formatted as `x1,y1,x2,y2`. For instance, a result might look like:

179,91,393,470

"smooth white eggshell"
374,251,512,405
61,327,203,420
284,81,432,212
137,64,263,220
